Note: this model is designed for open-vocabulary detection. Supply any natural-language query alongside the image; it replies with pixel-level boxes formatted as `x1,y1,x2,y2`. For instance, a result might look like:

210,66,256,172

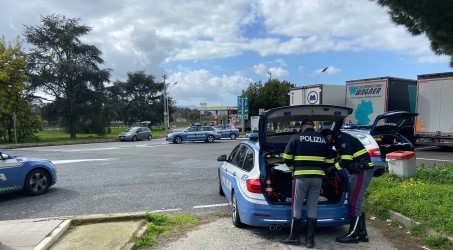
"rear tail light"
246,179,262,193
368,148,381,157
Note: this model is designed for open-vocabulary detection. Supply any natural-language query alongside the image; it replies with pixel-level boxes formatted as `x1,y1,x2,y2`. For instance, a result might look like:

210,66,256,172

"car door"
183,127,197,141
220,144,244,201
0,153,22,192
196,127,207,141
136,128,144,140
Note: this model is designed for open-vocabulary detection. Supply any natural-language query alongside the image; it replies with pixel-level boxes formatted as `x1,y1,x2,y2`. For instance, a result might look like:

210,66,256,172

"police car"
215,124,240,139
166,126,222,144
217,105,352,228
0,150,57,196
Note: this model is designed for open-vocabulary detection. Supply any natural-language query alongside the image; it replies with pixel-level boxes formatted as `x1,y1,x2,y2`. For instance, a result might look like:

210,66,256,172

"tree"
24,14,111,138
108,71,164,126
0,38,42,142
373,0,453,67
244,79,295,116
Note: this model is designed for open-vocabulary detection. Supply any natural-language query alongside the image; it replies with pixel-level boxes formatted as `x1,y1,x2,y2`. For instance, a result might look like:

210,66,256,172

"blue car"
217,105,353,229
0,150,57,196
166,126,222,144
215,124,240,139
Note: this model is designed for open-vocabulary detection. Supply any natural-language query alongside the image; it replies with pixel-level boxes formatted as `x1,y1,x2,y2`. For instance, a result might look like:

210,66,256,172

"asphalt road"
0,138,240,220
1,139,452,222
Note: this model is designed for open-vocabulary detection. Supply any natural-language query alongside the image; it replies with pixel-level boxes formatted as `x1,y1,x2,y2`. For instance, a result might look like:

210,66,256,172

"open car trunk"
370,111,418,157
257,105,354,205
263,152,348,205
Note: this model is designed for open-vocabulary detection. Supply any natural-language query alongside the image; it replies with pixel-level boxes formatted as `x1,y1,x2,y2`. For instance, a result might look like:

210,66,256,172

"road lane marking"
52,158,114,164
149,208,181,213
417,158,453,163
193,203,229,209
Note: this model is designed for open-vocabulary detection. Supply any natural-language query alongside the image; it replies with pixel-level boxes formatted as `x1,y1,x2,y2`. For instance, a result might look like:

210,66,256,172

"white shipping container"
289,84,345,106
416,76,453,135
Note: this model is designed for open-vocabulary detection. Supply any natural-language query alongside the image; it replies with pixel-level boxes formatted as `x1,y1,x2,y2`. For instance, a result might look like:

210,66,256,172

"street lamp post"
162,75,167,133
315,66,328,84
166,82,177,130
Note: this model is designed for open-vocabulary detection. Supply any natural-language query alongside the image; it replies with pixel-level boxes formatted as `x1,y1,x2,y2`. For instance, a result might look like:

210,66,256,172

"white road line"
52,158,114,164
149,208,181,213
193,203,229,209
417,158,453,163
62,147,118,152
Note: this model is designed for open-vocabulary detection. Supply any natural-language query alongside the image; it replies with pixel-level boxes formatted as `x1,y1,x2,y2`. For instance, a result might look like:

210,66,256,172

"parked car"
0,151,57,196
340,110,418,176
215,124,240,139
217,105,353,228
166,126,221,144
119,127,152,141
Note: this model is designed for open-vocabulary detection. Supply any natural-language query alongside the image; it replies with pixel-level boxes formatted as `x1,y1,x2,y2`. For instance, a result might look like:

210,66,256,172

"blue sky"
1,0,451,107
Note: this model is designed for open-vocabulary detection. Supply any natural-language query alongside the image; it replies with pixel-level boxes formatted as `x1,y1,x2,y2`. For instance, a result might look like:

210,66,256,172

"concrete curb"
34,220,71,250
389,210,453,245
11,212,149,250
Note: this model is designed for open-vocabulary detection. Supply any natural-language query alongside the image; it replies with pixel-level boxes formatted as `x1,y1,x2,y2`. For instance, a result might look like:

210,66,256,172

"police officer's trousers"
348,169,373,216
291,177,322,219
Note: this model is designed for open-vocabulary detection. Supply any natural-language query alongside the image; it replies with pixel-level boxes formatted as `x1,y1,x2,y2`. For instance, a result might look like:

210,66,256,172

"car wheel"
132,136,137,142
174,136,182,144
230,134,237,140
24,169,50,196
232,191,244,227
148,134,152,140
207,135,215,143
218,170,225,196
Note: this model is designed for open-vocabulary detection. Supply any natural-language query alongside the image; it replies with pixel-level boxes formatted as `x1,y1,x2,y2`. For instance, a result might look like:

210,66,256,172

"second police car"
215,124,240,139
0,150,57,196
166,125,222,144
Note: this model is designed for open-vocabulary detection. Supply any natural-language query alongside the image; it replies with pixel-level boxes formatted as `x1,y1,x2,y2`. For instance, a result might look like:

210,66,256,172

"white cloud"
0,0,449,106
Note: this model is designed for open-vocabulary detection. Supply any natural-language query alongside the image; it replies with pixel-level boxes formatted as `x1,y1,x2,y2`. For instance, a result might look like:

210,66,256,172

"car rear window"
350,134,372,146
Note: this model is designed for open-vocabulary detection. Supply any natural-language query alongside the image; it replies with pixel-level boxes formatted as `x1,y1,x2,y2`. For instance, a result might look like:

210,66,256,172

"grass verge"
134,212,228,249
365,163,453,249
134,213,199,249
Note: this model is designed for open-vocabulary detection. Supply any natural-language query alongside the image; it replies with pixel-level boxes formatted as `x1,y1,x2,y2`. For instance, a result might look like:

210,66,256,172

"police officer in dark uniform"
325,129,374,243
280,119,334,248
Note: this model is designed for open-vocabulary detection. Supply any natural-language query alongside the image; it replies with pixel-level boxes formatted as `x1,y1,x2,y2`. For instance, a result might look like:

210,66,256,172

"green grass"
34,126,169,142
366,163,453,249
134,213,198,249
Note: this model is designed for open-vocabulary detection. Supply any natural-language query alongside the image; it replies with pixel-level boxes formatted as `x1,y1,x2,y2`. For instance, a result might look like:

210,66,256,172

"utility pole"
162,74,167,133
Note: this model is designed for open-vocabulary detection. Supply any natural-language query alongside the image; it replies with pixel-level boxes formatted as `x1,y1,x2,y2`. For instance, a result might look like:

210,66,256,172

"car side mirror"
1,153,8,160
217,154,227,161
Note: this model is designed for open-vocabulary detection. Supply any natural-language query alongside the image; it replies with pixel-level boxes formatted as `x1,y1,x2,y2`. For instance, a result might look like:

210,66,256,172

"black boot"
336,215,360,243
358,212,369,242
280,218,301,245
305,217,317,248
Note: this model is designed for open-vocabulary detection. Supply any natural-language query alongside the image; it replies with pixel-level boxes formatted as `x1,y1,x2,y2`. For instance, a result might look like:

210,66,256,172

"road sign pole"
241,96,245,133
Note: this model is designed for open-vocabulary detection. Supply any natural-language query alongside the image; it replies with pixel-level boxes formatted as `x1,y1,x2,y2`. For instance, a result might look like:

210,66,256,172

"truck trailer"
415,72,453,147
345,77,417,125
289,84,345,106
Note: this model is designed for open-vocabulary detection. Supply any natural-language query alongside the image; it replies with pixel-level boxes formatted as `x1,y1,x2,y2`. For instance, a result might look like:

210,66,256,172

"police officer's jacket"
283,128,334,178
333,132,374,173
